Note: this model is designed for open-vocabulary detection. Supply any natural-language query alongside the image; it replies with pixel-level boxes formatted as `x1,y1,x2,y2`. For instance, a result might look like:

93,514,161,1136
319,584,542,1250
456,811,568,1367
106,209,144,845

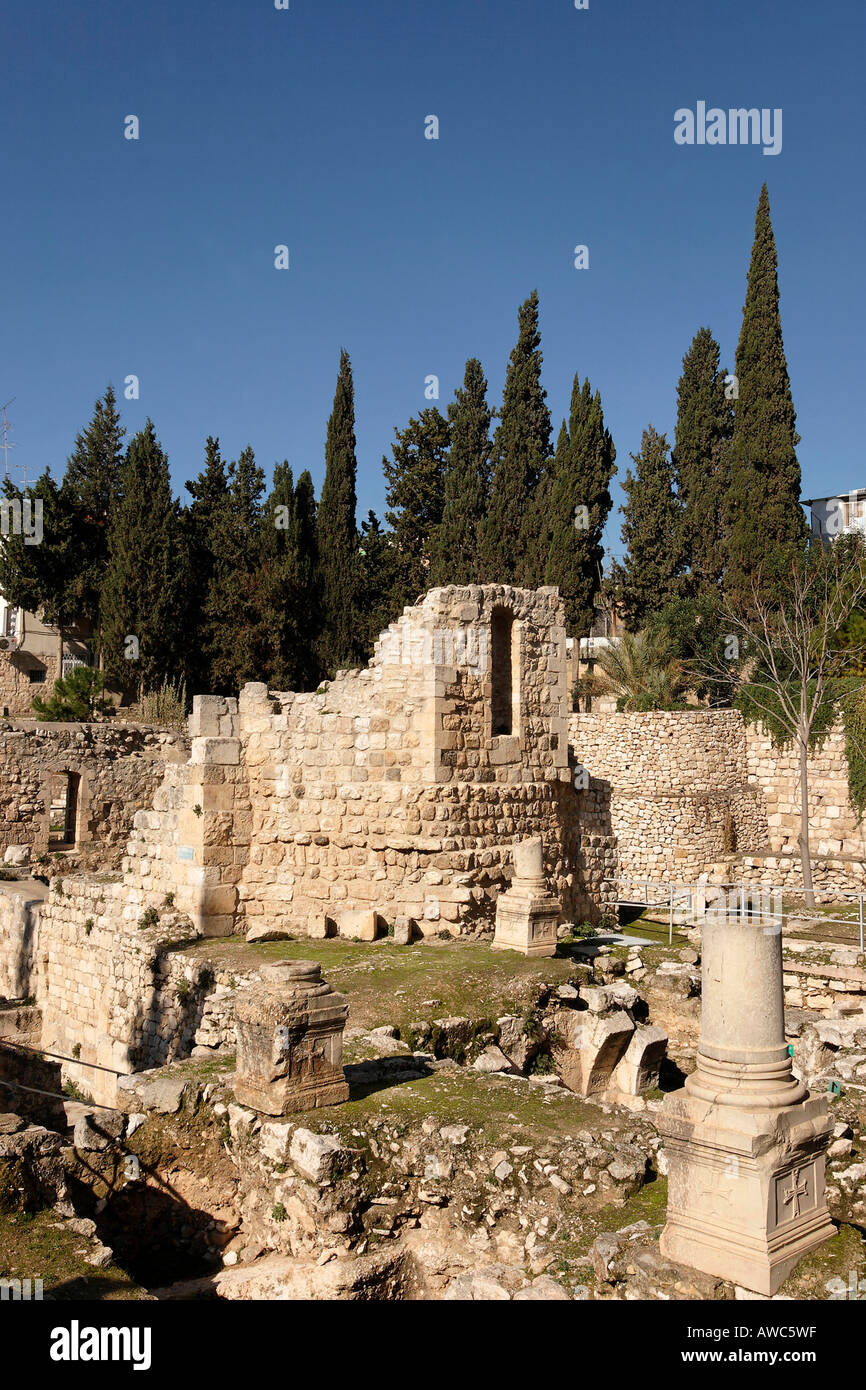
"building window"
28,668,47,684
491,607,515,736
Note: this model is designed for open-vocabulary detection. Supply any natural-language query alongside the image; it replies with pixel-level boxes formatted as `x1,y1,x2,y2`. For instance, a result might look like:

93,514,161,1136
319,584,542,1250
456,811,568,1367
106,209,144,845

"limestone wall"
119,587,615,936
0,883,46,1000
0,721,189,867
569,708,866,898
35,875,242,1107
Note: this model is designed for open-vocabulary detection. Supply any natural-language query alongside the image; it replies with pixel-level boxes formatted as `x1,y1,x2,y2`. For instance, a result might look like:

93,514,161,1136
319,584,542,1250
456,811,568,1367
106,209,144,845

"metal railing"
603,876,865,952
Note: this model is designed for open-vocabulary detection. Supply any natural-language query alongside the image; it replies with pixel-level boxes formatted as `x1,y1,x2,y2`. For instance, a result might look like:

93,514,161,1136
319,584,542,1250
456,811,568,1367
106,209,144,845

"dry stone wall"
570,709,866,898
0,721,188,867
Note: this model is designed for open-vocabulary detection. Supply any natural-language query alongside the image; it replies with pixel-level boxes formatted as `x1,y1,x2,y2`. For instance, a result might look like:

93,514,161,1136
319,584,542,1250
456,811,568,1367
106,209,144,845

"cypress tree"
100,421,189,697
63,385,126,636
250,463,322,691
383,406,450,608
542,375,616,636
671,328,733,594
202,445,266,692
430,359,492,586
0,471,78,636
357,510,404,656
617,426,684,629
317,350,360,674
725,185,808,606
479,291,551,585
184,436,231,693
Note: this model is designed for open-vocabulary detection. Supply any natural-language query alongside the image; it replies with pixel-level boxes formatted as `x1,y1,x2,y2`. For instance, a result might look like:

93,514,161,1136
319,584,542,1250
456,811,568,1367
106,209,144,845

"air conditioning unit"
0,637,12,652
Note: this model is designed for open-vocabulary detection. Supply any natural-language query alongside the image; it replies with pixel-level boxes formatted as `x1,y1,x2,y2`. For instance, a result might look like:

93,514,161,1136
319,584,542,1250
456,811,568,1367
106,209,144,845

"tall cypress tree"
430,359,492,585
479,291,551,585
63,385,126,637
202,445,266,692
383,406,450,608
100,421,189,696
617,426,684,629
184,436,231,693
542,375,616,636
317,349,360,674
249,463,322,691
671,328,733,594
725,185,808,606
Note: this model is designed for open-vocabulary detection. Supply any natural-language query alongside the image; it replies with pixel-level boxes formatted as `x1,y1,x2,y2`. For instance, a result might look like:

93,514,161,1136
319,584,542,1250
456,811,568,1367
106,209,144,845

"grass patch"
0,1209,148,1300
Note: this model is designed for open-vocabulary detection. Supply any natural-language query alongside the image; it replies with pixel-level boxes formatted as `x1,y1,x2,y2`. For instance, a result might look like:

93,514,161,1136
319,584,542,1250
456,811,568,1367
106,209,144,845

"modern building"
804,488,866,541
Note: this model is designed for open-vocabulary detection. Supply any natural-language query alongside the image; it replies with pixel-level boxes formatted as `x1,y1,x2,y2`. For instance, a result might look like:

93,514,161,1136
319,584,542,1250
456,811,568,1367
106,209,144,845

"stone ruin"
659,903,835,1295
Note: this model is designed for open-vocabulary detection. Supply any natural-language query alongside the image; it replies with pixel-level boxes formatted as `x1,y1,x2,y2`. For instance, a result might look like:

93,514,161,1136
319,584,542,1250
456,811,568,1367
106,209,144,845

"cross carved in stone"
783,1168,810,1219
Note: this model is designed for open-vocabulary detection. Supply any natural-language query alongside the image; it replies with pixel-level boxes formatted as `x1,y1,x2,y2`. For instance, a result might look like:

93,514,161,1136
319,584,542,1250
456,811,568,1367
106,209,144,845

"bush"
32,665,112,722
138,679,188,728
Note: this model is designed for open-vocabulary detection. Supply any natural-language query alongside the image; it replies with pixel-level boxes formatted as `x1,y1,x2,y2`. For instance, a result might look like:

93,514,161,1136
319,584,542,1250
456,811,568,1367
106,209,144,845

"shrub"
32,665,112,722
138,679,188,728
138,907,159,930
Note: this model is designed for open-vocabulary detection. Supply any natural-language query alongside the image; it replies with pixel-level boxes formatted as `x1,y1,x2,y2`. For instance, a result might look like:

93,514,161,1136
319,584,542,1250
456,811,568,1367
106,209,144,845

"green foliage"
32,665,112,722
99,421,190,697
272,1203,288,1223
317,349,361,675
383,406,450,607
357,511,404,658
617,426,684,628
139,679,187,727
430,359,492,586
62,385,126,632
672,328,733,593
595,630,688,712
644,594,736,705
479,290,551,583
175,978,191,1003
724,185,808,610
138,907,159,930
539,375,616,637
841,684,866,822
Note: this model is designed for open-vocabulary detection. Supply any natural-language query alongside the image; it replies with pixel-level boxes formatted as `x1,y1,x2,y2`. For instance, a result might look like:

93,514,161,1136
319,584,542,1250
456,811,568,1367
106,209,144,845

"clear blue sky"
2,0,863,558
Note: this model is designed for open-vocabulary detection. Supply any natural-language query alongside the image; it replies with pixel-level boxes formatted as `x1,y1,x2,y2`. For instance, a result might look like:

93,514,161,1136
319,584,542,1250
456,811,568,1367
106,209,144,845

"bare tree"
698,537,866,908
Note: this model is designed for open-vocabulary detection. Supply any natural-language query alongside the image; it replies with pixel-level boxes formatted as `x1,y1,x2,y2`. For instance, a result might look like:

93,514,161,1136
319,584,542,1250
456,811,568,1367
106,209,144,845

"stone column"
492,837,561,958
233,960,350,1115
658,909,834,1295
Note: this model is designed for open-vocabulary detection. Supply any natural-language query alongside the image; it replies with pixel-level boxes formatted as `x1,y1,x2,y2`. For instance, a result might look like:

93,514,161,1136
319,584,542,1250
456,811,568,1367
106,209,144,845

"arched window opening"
491,607,514,736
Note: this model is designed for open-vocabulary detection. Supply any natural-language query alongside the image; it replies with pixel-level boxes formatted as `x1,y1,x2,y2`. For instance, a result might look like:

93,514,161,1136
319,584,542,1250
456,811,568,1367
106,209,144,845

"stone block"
337,909,380,941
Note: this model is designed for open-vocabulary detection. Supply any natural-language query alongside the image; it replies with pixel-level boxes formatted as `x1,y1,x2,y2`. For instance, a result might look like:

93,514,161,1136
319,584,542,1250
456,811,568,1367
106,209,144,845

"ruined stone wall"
35,874,241,1107
0,883,45,1000
570,709,866,898
119,587,615,936
570,710,768,883
0,647,62,719
0,721,189,867
745,723,866,860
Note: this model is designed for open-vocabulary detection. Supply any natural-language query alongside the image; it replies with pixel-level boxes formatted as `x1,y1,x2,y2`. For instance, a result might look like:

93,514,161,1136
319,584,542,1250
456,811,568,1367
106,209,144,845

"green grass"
0,1209,148,1300
183,937,582,1034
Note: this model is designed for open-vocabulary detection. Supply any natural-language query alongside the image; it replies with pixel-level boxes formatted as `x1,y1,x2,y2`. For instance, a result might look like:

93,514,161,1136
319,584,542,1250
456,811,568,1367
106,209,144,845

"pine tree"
383,406,450,608
63,386,125,634
100,421,190,696
317,350,360,674
617,426,684,629
479,291,551,585
249,463,321,691
542,375,616,636
725,185,808,606
671,329,733,593
430,359,492,585
0,471,78,635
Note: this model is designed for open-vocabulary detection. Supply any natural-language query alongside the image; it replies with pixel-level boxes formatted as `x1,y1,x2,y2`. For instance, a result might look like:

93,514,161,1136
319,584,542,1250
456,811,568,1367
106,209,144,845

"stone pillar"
658,910,834,1295
233,961,350,1115
492,837,561,958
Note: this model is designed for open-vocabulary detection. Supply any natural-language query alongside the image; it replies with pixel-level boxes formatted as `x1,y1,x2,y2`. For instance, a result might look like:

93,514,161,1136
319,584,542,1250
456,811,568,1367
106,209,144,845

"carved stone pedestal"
233,960,350,1115
492,838,561,958
658,910,834,1295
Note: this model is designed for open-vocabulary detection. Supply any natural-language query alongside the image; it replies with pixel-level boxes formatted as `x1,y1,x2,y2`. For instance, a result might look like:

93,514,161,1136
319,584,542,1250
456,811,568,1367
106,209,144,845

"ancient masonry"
659,903,835,1294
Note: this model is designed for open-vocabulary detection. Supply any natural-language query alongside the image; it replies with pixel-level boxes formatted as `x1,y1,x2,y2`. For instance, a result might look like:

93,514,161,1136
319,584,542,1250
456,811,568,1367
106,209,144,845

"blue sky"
2,0,863,558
